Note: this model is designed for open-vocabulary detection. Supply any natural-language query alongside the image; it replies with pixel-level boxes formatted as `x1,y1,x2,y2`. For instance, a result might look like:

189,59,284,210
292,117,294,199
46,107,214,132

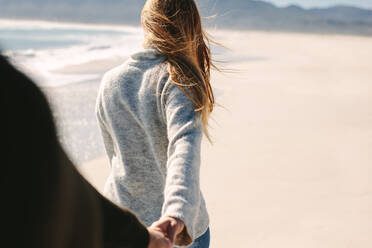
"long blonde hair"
141,0,216,139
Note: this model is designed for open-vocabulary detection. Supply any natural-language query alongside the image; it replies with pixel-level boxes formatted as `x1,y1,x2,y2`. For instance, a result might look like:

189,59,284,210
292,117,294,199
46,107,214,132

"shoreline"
0,18,142,32
2,17,372,38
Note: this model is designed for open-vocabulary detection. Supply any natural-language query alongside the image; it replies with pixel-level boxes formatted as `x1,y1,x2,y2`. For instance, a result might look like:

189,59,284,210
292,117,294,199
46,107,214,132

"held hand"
151,217,185,245
147,227,172,248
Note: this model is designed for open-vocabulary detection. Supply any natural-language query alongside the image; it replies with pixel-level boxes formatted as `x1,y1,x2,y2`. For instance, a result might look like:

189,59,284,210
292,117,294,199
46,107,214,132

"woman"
0,54,172,248
96,0,216,247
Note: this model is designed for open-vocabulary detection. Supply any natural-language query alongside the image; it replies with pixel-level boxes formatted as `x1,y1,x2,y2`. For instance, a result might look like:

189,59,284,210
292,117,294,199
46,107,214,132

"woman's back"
97,49,169,224
96,48,209,242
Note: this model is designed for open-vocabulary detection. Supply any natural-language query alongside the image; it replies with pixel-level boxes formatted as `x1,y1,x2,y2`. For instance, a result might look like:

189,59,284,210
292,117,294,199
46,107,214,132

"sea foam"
0,19,144,87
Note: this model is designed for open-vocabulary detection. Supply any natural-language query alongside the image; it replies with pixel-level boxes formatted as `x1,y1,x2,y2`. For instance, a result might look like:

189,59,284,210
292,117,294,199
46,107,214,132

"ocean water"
0,19,146,163
0,19,144,86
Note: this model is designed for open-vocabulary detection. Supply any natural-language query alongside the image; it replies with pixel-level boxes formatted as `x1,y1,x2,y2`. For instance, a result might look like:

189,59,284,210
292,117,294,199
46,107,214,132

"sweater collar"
130,48,164,61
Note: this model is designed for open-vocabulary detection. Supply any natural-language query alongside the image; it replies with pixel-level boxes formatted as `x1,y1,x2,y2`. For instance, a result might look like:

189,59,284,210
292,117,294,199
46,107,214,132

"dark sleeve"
62,150,150,248
99,195,150,248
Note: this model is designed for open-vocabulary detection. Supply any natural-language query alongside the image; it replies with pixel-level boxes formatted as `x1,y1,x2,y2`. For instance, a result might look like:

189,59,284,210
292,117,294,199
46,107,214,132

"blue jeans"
184,228,210,248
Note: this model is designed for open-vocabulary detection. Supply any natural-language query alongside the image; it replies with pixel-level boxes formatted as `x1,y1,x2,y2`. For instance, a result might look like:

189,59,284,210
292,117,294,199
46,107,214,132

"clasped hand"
147,216,185,248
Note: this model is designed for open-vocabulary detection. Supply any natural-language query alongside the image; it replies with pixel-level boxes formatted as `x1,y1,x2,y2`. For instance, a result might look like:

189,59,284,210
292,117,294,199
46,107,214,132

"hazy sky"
262,0,372,9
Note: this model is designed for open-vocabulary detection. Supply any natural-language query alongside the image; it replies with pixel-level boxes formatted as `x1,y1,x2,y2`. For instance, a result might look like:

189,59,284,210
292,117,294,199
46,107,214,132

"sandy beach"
49,30,372,248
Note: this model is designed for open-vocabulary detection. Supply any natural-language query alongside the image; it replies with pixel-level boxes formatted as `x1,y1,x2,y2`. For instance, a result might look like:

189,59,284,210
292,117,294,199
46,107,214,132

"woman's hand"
147,227,172,248
151,217,185,245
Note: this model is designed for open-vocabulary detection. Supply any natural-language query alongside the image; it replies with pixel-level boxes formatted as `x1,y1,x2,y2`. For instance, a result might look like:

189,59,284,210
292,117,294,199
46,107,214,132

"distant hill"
0,0,146,24
0,0,372,36
199,0,372,35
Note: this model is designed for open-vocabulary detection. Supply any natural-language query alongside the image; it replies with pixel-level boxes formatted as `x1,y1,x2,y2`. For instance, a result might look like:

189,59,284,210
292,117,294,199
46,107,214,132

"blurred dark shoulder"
0,54,149,248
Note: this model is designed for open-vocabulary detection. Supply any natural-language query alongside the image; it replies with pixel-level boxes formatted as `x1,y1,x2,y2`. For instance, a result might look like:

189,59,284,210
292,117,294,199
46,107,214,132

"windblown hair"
141,0,216,139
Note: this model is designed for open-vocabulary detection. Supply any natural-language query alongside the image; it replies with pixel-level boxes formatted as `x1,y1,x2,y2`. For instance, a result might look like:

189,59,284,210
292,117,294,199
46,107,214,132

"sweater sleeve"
161,82,203,246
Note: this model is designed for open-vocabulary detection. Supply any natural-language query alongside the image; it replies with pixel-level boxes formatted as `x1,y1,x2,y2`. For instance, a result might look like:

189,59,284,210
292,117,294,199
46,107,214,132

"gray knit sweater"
95,48,209,246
